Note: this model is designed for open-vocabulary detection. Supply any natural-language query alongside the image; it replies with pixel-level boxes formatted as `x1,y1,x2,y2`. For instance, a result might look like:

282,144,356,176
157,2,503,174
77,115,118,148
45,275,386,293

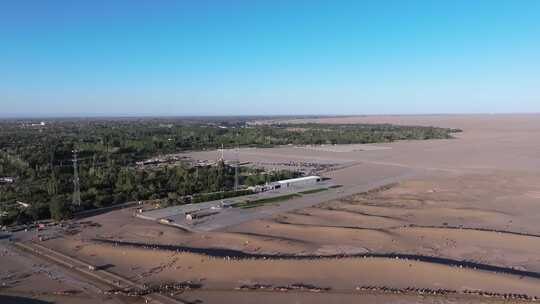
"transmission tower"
72,150,81,207
217,144,224,162
234,146,239,191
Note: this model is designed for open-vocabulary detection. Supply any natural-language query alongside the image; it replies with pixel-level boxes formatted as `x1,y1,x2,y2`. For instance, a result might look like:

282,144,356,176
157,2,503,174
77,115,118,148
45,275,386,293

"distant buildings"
20,121,46,128
16,201,31,208
135,155,189,167
0,177,15,184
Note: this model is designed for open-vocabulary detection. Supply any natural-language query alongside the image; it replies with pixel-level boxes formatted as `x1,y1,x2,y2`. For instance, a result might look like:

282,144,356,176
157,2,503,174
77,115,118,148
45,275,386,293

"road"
195,166,424,231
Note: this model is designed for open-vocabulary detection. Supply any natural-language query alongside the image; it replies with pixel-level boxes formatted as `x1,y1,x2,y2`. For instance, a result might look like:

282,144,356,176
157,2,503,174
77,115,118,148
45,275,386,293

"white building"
271,176,322,189
0,177,15,184
16,201,30,208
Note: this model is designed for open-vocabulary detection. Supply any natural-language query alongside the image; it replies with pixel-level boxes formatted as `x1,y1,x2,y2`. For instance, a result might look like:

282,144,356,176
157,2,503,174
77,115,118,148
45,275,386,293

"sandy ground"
46,243,540,296
0,240,142,304
194,113,540,174
228,172,540,270
179,290,506,304
4,114,540,303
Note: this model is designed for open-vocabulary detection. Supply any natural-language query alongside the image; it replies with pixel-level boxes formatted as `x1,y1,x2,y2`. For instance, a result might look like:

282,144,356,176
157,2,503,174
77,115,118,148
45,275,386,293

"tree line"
0,118,460,224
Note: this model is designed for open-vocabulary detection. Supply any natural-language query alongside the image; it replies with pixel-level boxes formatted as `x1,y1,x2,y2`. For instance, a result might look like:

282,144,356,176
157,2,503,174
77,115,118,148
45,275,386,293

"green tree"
115,168,135,194
49,196,72,221
46,173,58,195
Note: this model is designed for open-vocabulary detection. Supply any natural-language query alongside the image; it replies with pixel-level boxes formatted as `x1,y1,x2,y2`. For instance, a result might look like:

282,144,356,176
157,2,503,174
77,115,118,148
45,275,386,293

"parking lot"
136,180,336,231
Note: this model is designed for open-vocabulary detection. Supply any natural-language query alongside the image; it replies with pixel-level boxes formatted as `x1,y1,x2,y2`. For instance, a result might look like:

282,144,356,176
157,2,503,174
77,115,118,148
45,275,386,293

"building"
185,209,219,221
248,176,323,193
247,185,269,193
0,177,15,184
271,176,322,189
16,201,31,208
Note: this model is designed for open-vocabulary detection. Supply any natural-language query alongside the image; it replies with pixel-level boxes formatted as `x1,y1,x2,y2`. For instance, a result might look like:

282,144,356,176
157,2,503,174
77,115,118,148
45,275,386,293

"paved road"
194,167,424,231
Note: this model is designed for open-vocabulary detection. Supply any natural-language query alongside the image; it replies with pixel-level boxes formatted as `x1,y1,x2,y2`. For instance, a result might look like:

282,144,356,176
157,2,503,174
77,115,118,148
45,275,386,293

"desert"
3,114,540,303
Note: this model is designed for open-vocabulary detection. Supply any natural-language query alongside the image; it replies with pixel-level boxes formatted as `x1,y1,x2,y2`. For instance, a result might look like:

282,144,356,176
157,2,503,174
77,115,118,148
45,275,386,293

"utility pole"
220,144,224,161
49,145,55,172
234,146,239,191
72,150,81,207
215,144,225,192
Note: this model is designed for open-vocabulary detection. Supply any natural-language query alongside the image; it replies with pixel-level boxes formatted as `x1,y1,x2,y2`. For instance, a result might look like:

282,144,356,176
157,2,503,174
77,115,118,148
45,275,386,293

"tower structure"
234,146,239,191
72,150,81,206
217,144,224,162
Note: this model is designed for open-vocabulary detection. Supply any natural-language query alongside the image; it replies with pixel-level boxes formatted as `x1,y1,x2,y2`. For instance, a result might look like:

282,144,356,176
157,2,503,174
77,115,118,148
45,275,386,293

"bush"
49,197,72,221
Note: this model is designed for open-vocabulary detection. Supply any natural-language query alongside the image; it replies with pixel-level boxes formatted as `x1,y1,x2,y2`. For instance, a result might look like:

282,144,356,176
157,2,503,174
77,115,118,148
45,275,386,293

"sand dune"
67,242,540,298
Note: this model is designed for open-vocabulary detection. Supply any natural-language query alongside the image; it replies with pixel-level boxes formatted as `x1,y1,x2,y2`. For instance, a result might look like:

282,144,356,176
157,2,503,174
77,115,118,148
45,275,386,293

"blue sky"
1,0,539,117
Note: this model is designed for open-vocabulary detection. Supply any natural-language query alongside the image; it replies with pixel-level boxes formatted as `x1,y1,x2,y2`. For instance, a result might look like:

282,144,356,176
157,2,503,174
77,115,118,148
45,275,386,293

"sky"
1,0,539,117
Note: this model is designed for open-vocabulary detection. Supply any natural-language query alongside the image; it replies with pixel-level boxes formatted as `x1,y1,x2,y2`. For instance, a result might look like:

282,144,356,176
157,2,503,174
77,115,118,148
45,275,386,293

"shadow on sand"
0,295,52,304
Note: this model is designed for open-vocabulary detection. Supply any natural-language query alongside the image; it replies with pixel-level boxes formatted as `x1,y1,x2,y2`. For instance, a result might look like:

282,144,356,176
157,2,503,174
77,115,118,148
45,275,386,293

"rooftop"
276,176,321,184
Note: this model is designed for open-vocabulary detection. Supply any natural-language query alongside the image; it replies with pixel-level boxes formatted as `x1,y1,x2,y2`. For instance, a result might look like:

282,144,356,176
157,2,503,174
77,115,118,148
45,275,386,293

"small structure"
0,177,15,184
220,200,235,208
248,185,271,193
16,201,30,208
186,210,219,220
159,218,172,224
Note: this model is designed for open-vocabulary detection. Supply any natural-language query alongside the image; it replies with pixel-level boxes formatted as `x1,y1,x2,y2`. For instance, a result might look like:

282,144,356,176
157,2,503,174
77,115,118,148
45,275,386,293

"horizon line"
1,112,540,120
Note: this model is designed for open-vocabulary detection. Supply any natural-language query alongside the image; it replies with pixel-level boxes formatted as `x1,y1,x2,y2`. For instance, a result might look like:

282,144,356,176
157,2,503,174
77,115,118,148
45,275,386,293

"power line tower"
217,144,224,162
215,144,225,192
72,150,81,207
234,146,239,191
